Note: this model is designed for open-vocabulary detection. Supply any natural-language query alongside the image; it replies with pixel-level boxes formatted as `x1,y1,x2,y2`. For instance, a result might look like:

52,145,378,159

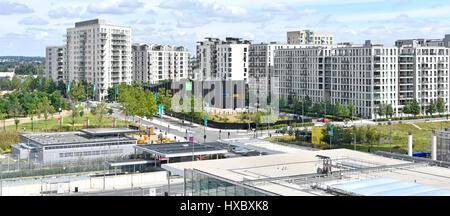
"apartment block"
287,30,334,45
132,44,190,84
45,46,65,81
197,37,251,81
66,19,132,100
396,42,450,114
275,40,400,119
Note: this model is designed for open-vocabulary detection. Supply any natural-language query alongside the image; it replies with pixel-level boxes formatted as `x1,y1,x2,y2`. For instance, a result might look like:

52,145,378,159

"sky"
0,0,450,57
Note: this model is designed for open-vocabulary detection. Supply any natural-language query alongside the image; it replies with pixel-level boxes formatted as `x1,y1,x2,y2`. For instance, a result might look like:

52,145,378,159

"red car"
317,118,332,122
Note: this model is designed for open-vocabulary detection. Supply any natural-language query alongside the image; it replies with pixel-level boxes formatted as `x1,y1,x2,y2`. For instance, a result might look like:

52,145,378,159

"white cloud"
87,0,145,14
19,15,49,25
35,32,48,40
0,1,33,15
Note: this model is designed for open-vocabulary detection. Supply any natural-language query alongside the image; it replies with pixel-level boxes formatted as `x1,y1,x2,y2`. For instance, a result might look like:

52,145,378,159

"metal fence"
0,155,135,180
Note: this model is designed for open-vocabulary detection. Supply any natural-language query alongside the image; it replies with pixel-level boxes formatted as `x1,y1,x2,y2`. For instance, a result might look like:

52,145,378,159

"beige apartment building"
287,30,334,45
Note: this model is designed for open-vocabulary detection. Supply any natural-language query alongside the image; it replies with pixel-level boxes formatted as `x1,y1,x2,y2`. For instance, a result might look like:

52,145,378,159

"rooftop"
135,141,228,158
163,148,450,196
21,128,138,146
79,127,141,137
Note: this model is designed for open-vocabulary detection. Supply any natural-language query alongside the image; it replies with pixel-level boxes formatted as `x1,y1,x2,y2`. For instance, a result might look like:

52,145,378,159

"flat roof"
21,131,137,146
106,159,157,167
220,138,315,154
135,142,228,158
79,127,141,136
163,149,450,196
330,177,450,196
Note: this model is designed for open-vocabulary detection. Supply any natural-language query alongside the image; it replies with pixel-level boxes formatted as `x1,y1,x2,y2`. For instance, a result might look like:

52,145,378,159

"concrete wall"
1,171,168,196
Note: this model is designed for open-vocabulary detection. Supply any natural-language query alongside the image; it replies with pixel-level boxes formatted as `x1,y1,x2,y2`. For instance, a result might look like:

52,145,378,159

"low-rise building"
11,128,139,164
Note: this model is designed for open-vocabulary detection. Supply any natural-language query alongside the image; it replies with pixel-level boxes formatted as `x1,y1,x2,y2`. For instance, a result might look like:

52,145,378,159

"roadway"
106,103,277,143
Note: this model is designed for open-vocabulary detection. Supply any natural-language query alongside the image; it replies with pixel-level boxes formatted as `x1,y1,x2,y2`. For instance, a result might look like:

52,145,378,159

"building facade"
197,37,251,81
396,41,450,114
287,30,335,45
275,40,400,119
132,44,190,84
66,19,132,100
45,46,65,81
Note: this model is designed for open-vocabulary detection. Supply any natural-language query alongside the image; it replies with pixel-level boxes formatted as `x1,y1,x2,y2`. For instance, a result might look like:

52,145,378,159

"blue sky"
0,0,449,56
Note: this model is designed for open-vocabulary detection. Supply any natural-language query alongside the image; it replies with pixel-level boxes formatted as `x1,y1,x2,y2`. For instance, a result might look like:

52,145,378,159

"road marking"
409,123,422,130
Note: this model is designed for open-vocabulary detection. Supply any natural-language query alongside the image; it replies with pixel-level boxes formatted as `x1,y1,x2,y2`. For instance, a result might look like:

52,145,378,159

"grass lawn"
266,120,450,153
3,113,129,132
207,112,291,123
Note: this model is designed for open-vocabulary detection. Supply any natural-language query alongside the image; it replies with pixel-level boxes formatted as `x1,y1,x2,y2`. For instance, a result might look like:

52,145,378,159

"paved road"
68,183,184,196
107,105,270,143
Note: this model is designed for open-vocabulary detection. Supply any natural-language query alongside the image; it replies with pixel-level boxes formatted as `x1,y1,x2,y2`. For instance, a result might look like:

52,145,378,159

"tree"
410,100,421,116
157,88,172,112
279,95,287,109
426,100,437,116
386,104,394,118
8,98,23,131
95,101,109,126
377,103,386,119
69,104,81,131
403,101,411,115
334,101,343,117
302,95,312,114
68,81,86,103
365,126,380,152
36,96,55,132
436,98,446,116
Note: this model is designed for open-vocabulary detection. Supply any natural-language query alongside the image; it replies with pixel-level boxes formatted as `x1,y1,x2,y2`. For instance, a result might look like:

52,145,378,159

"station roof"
105,159,157,167
21,130,137,146
163,148,450,196
134,142,228,158
330,177,450,196
79,127,141,136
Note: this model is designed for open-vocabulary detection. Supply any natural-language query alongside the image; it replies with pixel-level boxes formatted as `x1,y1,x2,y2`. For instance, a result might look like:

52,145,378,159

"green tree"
410,100,421,116
436,98,446,116
69,104,81,131
68,81,86,103
36,96,55,132
334,101,343,117
426,100,437,116
386,104,394,118
377,103,386,119
279,95,287,109
95,101,109,126
8,98,23,131
365,126,380,152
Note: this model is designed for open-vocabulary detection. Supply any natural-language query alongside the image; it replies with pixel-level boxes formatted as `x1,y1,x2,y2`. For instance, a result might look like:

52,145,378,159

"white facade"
45,46,65,81
275,40,400,119
197,37,251,81
397,45,450,115
66,19,132,100
132,44,190,83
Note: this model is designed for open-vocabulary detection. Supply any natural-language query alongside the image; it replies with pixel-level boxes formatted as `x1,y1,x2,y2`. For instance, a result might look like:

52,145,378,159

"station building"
163,148,450,196
11,128,139,164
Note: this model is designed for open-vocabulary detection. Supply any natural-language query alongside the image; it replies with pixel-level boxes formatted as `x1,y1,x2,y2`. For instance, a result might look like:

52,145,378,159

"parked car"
317,118,332,122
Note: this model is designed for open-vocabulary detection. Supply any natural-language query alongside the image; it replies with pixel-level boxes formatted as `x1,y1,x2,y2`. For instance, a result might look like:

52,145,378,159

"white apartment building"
397,43,450,115
132,44,190,84
287,30,334,45
197,38,220,80
197,37,251,81
275,40,400,119
66,19,132,100
45,46,65,81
